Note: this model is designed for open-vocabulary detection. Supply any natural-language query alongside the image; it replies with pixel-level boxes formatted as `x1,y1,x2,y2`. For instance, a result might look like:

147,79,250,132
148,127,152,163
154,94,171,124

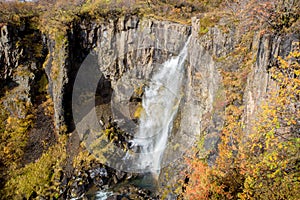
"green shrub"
4,138,67,199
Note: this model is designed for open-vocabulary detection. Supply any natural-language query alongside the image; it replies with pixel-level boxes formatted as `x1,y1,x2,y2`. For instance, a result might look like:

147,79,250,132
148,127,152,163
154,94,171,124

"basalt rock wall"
0,14,299,197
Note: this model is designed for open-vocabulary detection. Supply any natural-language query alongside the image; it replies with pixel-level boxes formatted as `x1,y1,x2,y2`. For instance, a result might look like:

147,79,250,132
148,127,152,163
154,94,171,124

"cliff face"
0,22,47,118
244,34,299,131
1,15,297,136
0,13,299,197
189,18,299,158
45,15,191,132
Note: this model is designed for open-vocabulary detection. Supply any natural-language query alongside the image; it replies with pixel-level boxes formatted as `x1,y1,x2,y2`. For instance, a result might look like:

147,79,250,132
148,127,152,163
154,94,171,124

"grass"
198,14,221,36
4,138,67,199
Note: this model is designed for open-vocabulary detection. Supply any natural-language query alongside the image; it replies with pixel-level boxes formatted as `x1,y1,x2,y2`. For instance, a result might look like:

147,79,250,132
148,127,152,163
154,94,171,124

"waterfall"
132,36,191,174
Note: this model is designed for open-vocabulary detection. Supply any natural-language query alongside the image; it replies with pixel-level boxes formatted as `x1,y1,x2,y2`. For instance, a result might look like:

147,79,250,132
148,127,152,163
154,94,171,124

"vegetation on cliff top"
0,0,221,26
0,0,299,34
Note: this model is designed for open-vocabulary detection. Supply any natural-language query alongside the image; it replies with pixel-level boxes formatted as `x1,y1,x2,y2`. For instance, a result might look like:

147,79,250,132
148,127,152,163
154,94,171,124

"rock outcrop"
0,21,47,117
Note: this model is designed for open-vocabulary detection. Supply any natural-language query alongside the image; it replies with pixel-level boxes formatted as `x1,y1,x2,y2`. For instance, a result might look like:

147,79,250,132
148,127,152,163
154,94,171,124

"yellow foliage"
238,46,300,200
73,149,96,168
134,103,144,119
184,42,300,200
0,112,33,169
4,141,67,199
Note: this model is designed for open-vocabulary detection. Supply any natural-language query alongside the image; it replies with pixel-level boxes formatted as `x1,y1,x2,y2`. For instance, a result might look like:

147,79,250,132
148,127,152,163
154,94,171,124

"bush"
184,44,300,200
4,140,67,199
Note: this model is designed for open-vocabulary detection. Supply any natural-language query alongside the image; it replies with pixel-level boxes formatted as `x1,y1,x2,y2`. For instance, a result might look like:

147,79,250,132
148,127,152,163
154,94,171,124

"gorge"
0,1,299,200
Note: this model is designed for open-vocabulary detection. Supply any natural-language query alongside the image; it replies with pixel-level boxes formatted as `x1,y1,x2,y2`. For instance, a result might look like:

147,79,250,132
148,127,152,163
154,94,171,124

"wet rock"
115,170,126,180
70,184,85,198
126,173,133,180
113,175,118,184
89,167,108,179
93,177,104,187
106,196,118,200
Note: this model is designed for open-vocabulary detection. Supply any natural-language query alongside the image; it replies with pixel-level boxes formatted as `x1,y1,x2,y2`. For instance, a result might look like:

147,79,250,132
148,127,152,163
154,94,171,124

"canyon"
0,5,299,199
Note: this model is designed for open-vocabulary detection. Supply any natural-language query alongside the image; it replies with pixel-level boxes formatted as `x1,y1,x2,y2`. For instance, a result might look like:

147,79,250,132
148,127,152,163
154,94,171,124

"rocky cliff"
0,12,299,198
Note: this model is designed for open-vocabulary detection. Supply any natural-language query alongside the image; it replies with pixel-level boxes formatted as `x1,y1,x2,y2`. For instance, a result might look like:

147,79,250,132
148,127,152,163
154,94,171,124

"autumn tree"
184,44,300,200
238,44,300,200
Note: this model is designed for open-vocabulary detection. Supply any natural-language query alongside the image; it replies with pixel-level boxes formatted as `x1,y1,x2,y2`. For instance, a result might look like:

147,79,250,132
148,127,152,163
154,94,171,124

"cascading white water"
132,36,191,173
